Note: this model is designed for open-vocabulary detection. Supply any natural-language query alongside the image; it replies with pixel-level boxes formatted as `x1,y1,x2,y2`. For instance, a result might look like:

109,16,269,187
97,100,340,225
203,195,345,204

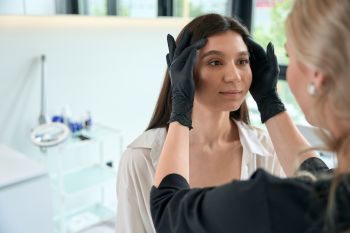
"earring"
308,83,317,96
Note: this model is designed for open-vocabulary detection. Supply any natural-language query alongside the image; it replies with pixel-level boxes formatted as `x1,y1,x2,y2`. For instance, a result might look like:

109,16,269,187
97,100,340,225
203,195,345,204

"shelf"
54,203,115,233
57,123,122,150
35,122,122,232
52,165,115,196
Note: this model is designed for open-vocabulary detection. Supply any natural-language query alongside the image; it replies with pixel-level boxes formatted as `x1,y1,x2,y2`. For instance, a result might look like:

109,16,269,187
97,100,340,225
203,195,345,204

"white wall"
0,15,189,158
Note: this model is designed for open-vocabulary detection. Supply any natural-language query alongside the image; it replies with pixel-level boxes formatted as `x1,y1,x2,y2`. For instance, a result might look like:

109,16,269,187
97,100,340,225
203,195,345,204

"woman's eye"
209,60,222,66
238,59,249,65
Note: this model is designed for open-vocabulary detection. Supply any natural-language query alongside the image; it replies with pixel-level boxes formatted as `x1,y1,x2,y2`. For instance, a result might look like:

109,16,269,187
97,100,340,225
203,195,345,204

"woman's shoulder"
117,128,166,190
119,127,166,171
127,127,167,150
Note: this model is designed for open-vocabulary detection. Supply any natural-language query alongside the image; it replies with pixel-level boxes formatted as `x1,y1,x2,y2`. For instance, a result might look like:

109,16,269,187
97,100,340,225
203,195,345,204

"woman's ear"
312,70,327,90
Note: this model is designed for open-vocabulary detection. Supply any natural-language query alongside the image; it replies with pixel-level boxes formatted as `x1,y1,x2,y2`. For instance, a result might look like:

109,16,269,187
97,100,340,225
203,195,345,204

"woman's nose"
223,62,241,83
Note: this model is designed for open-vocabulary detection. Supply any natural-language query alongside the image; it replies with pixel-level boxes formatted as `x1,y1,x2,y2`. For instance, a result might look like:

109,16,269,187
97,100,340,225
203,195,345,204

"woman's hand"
245,37,318,175
166,30,207,129
245,37,286,123
153,31,206,186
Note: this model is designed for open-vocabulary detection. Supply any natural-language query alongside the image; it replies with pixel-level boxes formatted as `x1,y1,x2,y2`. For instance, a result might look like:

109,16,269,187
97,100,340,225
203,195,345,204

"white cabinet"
0,144,53,233
36,123,122,233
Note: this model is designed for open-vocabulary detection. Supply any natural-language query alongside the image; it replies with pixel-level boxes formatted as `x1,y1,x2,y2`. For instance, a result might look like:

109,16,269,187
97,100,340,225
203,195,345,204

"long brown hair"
147,13,251,131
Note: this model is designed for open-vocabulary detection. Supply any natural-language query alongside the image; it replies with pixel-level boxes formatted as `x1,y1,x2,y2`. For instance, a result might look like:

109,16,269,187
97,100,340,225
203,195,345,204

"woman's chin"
222,105,241,112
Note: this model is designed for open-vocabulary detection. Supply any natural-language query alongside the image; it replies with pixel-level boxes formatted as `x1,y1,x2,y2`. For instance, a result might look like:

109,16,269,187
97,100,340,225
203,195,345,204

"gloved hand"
166,30,207,129
245,37,286,123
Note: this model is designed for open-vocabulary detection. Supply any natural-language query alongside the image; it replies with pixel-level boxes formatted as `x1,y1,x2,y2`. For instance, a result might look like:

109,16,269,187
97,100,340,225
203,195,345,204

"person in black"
149,0,350,232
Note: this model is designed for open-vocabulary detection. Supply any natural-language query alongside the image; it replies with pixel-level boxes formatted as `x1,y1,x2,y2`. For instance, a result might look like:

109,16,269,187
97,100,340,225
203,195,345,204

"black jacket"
150,158,350,233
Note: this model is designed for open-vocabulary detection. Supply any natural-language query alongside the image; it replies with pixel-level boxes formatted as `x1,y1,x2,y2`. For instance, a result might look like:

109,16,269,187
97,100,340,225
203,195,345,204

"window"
248,0,307,127
118,0,157,17
0,0,56,15
78,0,108,16
173,0,230,17
252,0,292,64
76,0,158,17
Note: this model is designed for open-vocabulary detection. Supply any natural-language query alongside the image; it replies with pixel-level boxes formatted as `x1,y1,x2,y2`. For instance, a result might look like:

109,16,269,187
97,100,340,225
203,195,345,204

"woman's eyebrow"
200,50,224,59
237,51,250,57
200,50,249,59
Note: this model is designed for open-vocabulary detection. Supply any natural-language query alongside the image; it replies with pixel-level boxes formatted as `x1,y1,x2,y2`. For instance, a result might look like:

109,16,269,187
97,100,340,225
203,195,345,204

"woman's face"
194,30,252,112
285,39,317,125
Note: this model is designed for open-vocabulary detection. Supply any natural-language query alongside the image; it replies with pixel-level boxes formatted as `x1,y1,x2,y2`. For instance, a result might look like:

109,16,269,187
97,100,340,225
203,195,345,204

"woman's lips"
219,90,242,98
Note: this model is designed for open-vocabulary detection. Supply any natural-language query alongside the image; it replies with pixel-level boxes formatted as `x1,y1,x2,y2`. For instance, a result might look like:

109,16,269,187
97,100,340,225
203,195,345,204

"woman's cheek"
241,68,253,88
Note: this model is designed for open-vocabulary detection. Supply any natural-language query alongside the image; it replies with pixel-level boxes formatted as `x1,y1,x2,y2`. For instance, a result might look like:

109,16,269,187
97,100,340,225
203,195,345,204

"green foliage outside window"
174,0,228,17
252,0,307,126
253,0,292,64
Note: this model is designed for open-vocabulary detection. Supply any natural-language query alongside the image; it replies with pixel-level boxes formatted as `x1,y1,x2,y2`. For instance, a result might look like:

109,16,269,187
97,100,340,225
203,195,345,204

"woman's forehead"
200,31,248,54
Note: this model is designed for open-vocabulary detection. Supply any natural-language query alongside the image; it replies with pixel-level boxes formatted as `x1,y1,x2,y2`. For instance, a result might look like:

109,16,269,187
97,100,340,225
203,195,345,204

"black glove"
166,30,207,129
245,37,286,123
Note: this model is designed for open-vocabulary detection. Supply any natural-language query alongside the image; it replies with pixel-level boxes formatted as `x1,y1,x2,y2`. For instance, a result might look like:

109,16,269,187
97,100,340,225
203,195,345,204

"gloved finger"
243,35,253,47
245,37,267,60
171,50,192,70
184,49,198,73
167,34,176,63
191,37,207,50
267,42,280,74
174,29,192,58
171,38,206,70
174,38,206,64
173,45,198,69
166,53,171,67
182,38,207,54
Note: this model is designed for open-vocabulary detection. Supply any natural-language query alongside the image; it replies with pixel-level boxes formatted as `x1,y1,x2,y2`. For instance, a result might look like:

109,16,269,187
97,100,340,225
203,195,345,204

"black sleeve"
298,157,332,176
150,171,272,233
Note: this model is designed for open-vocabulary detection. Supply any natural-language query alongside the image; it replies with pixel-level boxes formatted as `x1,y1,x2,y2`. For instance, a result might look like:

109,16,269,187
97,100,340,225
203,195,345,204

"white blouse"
116,121,285,233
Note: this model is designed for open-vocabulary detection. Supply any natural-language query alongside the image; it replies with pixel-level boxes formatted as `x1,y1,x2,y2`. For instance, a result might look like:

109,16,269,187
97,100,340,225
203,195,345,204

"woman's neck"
318,102,350,173
322,101,350,140
190,101,239,146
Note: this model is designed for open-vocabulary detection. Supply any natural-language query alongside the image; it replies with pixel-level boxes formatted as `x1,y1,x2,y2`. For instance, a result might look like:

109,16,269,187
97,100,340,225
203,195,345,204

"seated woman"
116,13,300,233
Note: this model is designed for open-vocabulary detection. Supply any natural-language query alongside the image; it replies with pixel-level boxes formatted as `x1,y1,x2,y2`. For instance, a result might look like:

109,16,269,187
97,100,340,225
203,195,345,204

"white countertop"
0,144,47,188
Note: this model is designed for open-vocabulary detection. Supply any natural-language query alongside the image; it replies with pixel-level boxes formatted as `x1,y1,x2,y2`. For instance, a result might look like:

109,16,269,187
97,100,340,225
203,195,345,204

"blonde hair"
286,0,350,231
286,0,350,167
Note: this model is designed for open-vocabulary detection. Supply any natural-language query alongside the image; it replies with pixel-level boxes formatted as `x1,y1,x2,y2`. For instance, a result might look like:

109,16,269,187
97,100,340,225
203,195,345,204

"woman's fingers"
184,49,199,75
167,34,176,65
245,36,267,61
174,29,192,58
166,53,171,67
172,38,207,69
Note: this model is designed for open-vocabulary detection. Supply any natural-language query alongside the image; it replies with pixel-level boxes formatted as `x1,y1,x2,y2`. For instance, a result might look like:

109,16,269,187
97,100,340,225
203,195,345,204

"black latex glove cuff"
256,91,286,123
168,113,193,130
168,95,193,129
